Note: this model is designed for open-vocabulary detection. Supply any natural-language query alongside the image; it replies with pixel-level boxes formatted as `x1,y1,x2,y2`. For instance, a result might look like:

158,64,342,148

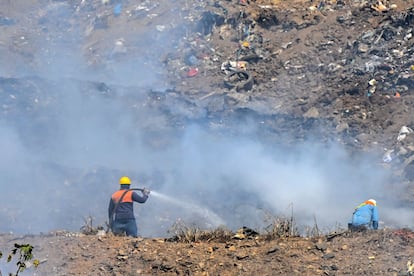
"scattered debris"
397,126,413,142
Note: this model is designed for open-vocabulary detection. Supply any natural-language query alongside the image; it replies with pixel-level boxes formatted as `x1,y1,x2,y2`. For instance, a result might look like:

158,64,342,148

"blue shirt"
352,203,379,228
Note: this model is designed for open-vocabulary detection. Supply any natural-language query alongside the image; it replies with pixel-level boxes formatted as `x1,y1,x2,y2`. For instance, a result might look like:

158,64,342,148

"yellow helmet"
119,176,131,185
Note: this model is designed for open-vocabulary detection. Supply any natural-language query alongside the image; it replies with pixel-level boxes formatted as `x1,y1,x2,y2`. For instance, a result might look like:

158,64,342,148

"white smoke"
0,0,411,237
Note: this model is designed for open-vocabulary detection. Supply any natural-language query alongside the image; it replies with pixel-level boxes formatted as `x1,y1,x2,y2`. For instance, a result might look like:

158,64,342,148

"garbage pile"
2,0,414,185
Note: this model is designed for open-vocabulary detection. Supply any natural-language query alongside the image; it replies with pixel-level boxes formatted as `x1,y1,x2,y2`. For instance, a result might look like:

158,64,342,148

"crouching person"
349,199,379,231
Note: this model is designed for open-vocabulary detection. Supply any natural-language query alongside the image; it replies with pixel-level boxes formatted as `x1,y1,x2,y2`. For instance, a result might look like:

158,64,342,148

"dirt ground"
1,228,414,275
2,0,414,275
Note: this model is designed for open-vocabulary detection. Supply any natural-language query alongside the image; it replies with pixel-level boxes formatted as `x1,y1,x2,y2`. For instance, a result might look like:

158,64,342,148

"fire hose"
109,188,150,228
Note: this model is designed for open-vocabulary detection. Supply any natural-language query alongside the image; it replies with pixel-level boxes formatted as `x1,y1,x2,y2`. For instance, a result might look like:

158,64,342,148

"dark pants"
348,223,367,232
111,218,138,237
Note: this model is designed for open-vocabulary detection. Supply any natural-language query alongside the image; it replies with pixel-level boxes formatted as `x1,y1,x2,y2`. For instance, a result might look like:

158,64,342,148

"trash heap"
2,0,414,188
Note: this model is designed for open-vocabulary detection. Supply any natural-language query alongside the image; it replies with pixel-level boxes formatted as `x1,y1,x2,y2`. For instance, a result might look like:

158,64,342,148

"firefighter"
108,176,150,237
349,199,379,231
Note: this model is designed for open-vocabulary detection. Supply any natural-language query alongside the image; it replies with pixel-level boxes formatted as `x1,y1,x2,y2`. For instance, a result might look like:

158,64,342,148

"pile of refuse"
2,0,414,188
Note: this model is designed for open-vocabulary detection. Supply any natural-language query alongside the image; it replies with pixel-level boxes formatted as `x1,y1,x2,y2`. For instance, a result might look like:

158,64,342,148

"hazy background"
0,0,410,237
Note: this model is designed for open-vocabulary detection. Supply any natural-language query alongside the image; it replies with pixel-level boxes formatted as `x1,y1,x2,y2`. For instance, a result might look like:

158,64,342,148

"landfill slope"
3,0,414,184
2,0,414,275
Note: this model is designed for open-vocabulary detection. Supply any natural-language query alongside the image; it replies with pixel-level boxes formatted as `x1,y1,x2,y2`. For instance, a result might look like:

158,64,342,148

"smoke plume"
0,0,411,237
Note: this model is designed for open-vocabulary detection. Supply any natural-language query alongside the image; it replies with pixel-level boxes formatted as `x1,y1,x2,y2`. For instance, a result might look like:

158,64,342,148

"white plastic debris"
221,61,248,74
397,126,413,142
111,38,127,55
155,25,166,32
368,79,377,86
382,149,394,163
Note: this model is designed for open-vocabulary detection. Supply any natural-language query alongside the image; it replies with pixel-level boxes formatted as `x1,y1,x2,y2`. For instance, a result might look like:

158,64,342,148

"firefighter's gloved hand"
372,221,378,230
143,188,151,196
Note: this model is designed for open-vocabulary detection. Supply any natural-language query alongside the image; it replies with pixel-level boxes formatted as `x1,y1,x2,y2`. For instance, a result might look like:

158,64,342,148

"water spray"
150,190,226,228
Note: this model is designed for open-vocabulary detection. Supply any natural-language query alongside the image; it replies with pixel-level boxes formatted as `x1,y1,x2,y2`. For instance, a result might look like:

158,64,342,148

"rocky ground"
2,0,414,275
